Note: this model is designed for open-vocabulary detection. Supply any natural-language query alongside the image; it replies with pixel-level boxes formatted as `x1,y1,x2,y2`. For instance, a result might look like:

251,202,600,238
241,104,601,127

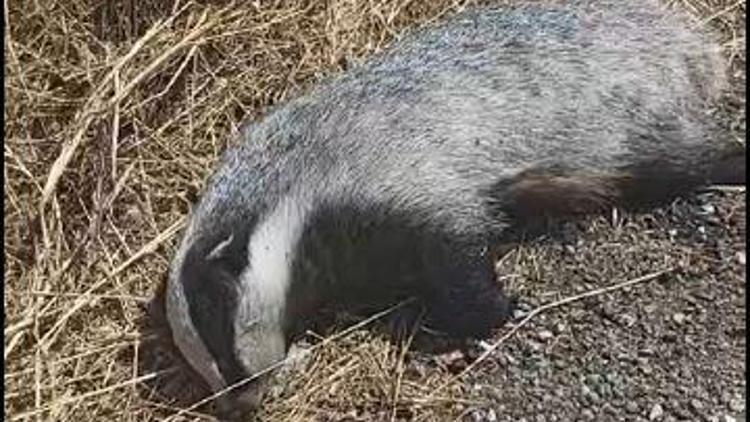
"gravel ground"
456,190,746,422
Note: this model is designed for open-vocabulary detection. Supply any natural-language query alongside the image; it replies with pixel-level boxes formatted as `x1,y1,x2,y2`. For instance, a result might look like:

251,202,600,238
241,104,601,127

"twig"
428,268,675,398
700,185,746,193
164,299,415,421
39,3,206,208
9,369,176,421
38,218,185,350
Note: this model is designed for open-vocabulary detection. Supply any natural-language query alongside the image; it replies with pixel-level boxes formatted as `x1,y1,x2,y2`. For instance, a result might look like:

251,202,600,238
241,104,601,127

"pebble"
527,340,543,353
728,397,744,413
690,399,703,411
649,403,664,421
626,402,639,413
700,204,716,215
724,415,737,422
487,409,498,422
672,313,687,324
671,400,691,419
736,251,746,265
581,409,595,420
620,313,637,327
513,309,529,319
538,330,554,340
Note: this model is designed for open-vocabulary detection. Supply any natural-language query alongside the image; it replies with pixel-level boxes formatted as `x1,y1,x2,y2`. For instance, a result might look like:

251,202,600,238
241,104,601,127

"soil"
461,190,747,422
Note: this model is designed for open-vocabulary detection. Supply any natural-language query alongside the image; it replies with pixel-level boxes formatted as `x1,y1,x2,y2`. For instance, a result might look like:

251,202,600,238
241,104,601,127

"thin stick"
38,218,185,350
700,185,746,193
428,267,675,398
9,369,175,421
164,299,415,421
14,290,150,303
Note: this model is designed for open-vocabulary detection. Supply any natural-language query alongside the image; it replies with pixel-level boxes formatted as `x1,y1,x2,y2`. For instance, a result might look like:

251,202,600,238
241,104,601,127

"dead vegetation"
4,0,745,421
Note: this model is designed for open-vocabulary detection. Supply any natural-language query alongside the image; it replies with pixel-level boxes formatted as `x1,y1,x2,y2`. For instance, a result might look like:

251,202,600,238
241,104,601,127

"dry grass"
4,0,745,421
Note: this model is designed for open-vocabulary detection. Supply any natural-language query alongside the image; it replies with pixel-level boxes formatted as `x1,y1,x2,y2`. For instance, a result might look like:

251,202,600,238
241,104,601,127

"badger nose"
216,387,264,421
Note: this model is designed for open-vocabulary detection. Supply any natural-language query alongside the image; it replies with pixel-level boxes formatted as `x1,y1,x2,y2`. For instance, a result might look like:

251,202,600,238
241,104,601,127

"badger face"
165,196,308,417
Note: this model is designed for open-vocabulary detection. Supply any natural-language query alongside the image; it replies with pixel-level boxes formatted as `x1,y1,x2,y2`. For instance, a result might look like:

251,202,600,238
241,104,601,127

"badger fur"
162,0,744,417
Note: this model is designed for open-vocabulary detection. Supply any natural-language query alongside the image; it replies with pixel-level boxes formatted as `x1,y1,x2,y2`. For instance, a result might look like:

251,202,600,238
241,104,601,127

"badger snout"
215,379,268,421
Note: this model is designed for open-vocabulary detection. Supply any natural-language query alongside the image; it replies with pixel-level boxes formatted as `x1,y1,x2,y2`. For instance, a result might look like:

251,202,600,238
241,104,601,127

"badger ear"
202,228,252,276
206,233,235,261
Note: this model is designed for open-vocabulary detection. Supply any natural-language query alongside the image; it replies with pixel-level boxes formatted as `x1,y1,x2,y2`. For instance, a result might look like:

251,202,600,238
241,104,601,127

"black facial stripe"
181,226,252,386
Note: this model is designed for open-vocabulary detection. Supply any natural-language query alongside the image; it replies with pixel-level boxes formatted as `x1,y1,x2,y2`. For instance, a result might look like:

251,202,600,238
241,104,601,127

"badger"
159,0,744,418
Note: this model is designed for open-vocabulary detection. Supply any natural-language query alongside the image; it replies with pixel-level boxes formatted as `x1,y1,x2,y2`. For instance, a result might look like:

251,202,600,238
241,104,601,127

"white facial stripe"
240,195,308,325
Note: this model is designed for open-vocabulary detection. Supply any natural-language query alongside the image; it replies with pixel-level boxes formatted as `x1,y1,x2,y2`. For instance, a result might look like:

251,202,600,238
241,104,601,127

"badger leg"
423,244,515,339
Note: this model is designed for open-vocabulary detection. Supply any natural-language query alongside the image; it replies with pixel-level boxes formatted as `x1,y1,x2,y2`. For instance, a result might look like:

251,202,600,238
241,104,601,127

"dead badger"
161,0,744,416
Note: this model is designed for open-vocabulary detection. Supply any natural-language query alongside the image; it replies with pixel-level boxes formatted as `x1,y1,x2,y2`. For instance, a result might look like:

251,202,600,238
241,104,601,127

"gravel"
462,190,746,422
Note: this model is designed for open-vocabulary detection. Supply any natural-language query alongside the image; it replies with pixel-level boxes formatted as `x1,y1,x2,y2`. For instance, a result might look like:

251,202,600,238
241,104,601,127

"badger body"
164,0,742,416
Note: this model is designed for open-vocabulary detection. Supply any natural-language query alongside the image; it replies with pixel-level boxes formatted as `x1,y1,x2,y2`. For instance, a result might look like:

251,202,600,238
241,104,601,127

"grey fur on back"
196,0,726,239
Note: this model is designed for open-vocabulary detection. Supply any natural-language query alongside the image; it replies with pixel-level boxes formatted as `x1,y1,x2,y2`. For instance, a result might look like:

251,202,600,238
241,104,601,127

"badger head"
164,196,308,418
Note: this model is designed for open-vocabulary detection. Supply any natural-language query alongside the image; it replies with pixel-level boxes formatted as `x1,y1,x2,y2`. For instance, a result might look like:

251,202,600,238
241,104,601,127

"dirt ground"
4,0,746,421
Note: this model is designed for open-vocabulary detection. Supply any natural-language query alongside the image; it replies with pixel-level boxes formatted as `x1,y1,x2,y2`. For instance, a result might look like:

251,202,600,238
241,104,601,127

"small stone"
700,204,716,214
728,397,744,413
438,350,466,371
639,348,655,356
554,322,566,333
586,374,602,384
620,313,637,327
626,402,639,413
649,403,664,421
724,416,736,422
538,330,554,340
581,409,595,420
487,409,497,422
672,313,687,324
736,251,746,265
513,309,528,319
527,340,543,352
471,410,484,422
690,399,703,411
671,400,691,419
477,340,493,351
581,385,601,404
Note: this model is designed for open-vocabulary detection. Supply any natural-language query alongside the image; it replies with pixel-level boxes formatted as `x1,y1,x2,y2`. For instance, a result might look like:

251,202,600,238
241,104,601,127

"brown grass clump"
4,0,745,421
